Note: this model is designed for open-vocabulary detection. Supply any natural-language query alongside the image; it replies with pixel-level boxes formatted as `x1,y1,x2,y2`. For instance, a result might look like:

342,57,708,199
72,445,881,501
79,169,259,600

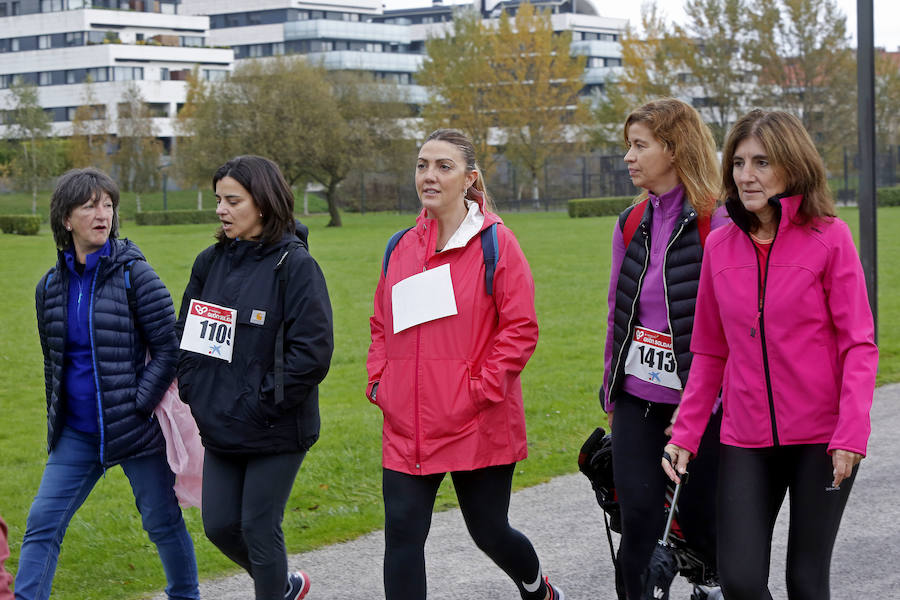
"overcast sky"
383,0,900,51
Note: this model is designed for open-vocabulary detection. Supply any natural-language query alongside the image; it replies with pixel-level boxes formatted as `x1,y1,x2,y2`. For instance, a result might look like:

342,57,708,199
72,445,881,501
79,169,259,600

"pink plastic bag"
0,514,14,600
154,379,204,508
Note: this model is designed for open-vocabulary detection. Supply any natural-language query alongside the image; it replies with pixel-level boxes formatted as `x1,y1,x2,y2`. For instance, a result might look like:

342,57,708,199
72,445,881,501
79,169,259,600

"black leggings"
383,464,545,600
201,449,305,600
611,392,721,600
717,443,857,600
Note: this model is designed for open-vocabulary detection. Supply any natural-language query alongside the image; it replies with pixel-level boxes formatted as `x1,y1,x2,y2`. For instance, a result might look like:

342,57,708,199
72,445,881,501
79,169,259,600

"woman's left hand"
832,449,863,488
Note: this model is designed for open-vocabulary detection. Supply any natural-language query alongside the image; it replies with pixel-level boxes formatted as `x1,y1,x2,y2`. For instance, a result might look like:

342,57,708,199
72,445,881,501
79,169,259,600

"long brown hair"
424,128,495,212
624,98,719,216
722,109,834,230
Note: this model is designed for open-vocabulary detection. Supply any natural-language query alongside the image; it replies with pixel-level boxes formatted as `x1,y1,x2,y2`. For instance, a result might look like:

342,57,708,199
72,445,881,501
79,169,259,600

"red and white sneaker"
284,571,310,600
545,576,565,600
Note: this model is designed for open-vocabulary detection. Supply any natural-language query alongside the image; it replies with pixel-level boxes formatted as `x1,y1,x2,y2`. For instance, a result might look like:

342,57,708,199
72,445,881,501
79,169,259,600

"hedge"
0,215,41,235
878,187,900,207
134,210,220,226
568,196,635,218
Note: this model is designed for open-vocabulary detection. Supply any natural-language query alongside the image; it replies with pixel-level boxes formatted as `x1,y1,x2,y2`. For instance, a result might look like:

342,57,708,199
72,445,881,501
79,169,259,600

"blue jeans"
14,426,199,600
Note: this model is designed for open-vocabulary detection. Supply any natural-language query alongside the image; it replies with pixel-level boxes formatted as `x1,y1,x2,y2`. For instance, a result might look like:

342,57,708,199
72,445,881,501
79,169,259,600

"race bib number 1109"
179,299,236,363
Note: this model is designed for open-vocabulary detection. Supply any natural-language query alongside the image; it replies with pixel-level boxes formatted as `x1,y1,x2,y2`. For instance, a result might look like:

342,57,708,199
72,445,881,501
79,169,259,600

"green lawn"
0,207,896,600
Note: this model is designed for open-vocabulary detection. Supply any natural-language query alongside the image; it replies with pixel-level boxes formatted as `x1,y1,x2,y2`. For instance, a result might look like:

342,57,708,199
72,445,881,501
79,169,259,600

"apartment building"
179,0,627,105
0,0,233,148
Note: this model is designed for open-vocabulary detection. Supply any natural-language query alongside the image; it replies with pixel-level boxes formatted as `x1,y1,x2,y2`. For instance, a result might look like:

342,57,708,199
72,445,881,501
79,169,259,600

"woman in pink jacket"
663,110,878,600
366,129,562,600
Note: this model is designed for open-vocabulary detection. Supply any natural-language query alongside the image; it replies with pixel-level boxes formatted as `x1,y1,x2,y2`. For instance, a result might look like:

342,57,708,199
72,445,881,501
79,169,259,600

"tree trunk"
32,183,38,216
197,188,203,210
531,174,541,209
303,189,309,216
326,182,342,227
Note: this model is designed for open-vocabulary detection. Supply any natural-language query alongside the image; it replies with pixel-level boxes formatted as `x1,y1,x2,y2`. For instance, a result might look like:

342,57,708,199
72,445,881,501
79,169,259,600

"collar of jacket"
725,192,801,234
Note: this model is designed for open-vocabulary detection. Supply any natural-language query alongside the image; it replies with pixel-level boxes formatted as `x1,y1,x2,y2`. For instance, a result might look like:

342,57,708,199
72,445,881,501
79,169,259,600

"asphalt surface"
150,384,900,599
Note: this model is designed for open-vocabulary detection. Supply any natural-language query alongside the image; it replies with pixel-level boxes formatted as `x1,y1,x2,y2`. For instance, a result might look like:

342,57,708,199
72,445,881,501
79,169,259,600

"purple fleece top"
602,186,728,411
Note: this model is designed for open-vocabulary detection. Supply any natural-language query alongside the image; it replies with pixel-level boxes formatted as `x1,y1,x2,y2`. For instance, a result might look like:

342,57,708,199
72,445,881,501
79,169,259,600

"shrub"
878,187,900,207
135,210,220,226
0,215,42,235
568,196,635,218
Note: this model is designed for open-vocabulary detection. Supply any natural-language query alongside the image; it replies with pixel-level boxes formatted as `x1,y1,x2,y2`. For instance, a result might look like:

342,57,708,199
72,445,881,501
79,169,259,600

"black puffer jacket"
175,225,333,455
35,239,177,467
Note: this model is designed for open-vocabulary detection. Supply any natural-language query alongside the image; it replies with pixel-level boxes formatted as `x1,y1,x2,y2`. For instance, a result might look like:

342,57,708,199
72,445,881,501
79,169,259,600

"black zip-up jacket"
175,226,333,454
36,239,177,467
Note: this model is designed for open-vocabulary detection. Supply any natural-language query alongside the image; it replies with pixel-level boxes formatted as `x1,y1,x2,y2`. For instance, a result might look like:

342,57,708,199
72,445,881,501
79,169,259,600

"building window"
11,38,19,51
65,32,84,46
181,36,203,47
605,57,622,67
0,4,7,17
272,42,284,56
87,67,109,82
39,72,52,86
159,67,169,80
38,35,51,49
0,74,9,89
114,66,143,81
202,69,227,81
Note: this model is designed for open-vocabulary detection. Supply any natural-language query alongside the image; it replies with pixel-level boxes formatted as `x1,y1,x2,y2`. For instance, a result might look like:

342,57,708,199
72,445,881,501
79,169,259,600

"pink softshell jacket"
671,195,878,457
366,206,539,476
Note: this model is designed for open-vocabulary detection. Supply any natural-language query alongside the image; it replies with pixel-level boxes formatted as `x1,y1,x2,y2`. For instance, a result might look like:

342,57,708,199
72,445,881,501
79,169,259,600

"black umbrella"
640,472,687,600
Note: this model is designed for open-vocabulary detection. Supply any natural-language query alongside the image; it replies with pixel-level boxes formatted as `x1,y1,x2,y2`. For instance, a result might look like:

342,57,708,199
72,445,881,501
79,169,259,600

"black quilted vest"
603,200,706,407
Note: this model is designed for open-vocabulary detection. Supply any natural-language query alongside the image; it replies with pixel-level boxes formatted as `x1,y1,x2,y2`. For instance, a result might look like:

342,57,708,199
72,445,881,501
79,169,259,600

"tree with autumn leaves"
593,0,879,173
419,3,590,202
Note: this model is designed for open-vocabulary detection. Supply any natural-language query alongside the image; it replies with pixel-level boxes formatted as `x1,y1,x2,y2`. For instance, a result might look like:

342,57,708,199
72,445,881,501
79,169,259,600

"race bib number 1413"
179,299,236,363
623,326,681,390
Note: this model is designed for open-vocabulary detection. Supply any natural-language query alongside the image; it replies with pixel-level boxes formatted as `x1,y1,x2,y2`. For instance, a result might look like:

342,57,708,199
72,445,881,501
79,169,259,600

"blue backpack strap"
382,227,414,278
481,223,499,296
124,259,138,316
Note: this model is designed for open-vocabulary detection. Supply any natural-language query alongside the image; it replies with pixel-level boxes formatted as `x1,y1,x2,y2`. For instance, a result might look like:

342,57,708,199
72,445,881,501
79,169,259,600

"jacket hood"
217,221,310,259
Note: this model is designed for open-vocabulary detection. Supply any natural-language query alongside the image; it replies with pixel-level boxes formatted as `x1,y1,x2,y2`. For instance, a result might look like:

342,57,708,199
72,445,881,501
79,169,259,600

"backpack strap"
382,227,414,278
697,213,711,248
273,241,304,407
621,199,648,249
480,223,499,296
124,259,139,317
382,223,499,295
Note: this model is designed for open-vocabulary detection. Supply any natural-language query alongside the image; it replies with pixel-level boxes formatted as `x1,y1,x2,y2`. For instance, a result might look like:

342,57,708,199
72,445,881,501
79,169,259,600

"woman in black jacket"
18,168,199,600
175,155,333,600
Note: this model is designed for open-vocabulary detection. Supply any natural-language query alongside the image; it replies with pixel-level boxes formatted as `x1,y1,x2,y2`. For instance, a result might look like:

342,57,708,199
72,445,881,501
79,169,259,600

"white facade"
180,0,626,102
0,6,233,142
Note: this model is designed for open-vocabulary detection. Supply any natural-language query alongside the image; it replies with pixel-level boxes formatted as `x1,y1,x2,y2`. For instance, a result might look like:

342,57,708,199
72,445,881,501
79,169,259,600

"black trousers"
611,392,721,599
201,449,305,600
716,443,857,600
382,464,545,600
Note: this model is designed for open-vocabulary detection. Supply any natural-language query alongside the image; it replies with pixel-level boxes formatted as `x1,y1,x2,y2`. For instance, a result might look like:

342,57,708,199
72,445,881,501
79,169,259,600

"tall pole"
857,0,878,334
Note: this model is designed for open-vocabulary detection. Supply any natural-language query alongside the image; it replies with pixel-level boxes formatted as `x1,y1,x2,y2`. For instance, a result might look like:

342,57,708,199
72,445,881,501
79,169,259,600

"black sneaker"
284,571,310,600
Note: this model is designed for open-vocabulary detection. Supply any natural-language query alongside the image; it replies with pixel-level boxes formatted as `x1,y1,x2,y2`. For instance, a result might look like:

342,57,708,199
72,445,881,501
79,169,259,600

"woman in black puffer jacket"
17,168,199,600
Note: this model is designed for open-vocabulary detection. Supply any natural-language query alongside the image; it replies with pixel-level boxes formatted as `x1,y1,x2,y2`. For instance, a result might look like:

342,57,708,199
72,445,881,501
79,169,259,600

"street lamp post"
857,0,878,334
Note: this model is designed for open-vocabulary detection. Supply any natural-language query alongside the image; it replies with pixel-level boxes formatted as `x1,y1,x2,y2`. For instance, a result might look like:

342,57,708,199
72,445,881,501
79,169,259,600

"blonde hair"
624,98,720,216
722,110,834,230
424,128,495,212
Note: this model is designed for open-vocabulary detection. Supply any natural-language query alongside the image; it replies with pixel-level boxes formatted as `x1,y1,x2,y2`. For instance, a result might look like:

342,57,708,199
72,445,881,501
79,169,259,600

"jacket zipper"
88,263,107,466
661,217,690,386
413,224,430,473
749,229,780,446
609,222,651,403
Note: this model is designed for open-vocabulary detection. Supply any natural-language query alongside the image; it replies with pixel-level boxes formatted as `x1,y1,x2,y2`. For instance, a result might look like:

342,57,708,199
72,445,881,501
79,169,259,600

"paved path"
152,384,900,599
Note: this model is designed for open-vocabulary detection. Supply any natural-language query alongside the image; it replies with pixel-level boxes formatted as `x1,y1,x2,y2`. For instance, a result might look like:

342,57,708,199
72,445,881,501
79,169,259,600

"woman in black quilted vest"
600,99,725,599
18,168,199,600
